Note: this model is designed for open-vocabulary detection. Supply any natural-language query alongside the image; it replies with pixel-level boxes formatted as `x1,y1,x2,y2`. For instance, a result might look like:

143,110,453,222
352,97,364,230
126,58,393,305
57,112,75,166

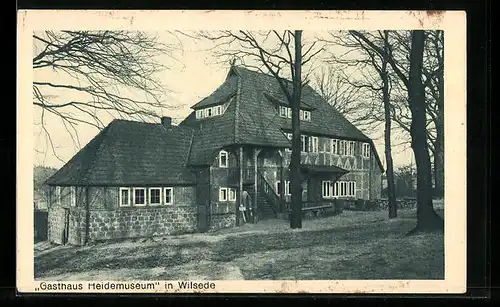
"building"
45,65,384,245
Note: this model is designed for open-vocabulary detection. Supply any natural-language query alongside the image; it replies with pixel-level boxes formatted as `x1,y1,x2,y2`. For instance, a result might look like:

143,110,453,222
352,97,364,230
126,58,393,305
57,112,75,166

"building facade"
45,65,384,245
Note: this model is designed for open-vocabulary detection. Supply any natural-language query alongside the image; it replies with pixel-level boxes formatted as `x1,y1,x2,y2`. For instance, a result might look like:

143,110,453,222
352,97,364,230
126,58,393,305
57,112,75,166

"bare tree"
311,65,365,124
350,30,444,233
33,30,182,161
324,30,398,218
198,30,324,229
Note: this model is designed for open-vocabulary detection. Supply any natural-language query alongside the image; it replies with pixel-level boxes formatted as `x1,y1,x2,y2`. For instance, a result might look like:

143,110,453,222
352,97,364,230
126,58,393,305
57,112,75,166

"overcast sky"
33,31,415,170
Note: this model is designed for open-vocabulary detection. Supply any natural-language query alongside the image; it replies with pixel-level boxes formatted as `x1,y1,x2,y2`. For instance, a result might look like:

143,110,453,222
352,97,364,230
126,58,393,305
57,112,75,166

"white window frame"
348,141,356,156
309,136,319,153
362,143,371,159
286,107,292,119
119,187,131,207
219,187,228,201
133,188,147,206
285,133,292,152
149,187,162,206
339,140,346,155
304,110,311,121
348,181,356,197
216,105,222,116
228,188,237,202
331,139,338,154
301,135,307,152
279,106,288,118
219,150,229,168
322,181,331,198
196,109,203,119
164,187,173,205
276,181,290,196
299,110,304,120
207,107,213,117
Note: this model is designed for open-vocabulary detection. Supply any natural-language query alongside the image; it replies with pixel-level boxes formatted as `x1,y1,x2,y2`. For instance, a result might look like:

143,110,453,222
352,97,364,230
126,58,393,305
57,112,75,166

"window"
331,139,338,154
362,143,371,158
279,106,288,118
219,188,228,201
164,187,173,205
55,186,61,205
219,150,228,168
276,181,290,196
303,111,311,121
203,108,210,118
133,188,146,206
149,188,162,205
207,107,213,117
299,110,304,120
216,105,222,116
347,141,356,156
285,133,292,152
286,107,292,119
120,188,130,207
301,135,307,152
339,140,346,155
70,186,76,207
309,136,319,153
348,181,356,197
322,181,331,198
196,109,203,119
229,188,237,201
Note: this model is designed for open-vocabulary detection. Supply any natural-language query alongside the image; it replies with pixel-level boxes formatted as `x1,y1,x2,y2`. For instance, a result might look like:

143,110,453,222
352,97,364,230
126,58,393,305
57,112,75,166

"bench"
285,204,336,219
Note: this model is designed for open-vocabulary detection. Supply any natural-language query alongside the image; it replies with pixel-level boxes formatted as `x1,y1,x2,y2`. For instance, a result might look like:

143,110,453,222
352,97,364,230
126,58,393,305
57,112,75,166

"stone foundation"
87,206,197,242
209,213,236,231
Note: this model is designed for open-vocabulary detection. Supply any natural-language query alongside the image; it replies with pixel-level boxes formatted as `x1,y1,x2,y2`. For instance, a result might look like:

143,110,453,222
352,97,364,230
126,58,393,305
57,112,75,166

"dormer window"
279,106,288,118
362,143,371,158
219,150,228,168
195,102,230,120
279,106,311,121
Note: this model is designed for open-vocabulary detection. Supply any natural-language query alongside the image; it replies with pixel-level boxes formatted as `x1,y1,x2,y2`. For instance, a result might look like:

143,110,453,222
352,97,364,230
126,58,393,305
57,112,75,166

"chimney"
161,116,172,128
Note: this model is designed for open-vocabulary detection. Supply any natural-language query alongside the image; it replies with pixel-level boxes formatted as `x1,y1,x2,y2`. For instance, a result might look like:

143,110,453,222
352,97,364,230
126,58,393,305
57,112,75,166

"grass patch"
35,208,443,280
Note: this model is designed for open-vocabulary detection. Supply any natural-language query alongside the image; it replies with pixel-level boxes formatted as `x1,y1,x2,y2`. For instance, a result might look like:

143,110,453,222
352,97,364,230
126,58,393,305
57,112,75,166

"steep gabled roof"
46,119,196,186
181,66,384,171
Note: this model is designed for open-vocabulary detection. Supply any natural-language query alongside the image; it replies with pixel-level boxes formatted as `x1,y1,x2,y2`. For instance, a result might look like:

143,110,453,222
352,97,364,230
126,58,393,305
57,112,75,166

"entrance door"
62,208,70,245
197,204,208,233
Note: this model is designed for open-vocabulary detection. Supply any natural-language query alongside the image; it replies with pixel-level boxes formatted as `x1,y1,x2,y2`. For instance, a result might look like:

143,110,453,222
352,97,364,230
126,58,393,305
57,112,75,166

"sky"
33,30,415,170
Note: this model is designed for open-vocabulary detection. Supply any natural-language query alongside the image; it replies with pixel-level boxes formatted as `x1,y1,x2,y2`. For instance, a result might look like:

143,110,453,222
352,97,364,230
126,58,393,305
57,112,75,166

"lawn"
34,208,444,281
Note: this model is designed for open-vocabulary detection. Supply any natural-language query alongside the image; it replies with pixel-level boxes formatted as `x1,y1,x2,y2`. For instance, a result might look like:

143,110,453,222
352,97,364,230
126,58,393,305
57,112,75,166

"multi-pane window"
347,141,356,156
149,188,162,205
164,187,173,205
219,188,228,201
331,139,338,154
322,181,356,198
196,104,226,119
285,133,292,152
219,150,228,168
362,143,371,158
228,188,237,201
276,181,291,196
308,136,319,153
303,111,311,121
301,135,307,152
279,106,288,118
119,188,130,207
133,188,146,206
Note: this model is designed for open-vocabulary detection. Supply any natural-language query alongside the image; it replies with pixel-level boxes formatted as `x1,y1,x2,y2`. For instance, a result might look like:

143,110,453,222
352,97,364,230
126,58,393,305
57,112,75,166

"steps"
257,195,277,219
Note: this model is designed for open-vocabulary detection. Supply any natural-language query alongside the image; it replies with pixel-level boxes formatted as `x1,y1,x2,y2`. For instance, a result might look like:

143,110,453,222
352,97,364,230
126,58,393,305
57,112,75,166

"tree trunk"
382,31,398,219
434,43,445,199
407,30,444,235
290,30,303,229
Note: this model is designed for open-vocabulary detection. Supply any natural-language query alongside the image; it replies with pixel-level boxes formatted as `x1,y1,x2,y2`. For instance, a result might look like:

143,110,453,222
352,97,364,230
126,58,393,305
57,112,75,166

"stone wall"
209,213,236,231
47,206,65,245
88,205,197,241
